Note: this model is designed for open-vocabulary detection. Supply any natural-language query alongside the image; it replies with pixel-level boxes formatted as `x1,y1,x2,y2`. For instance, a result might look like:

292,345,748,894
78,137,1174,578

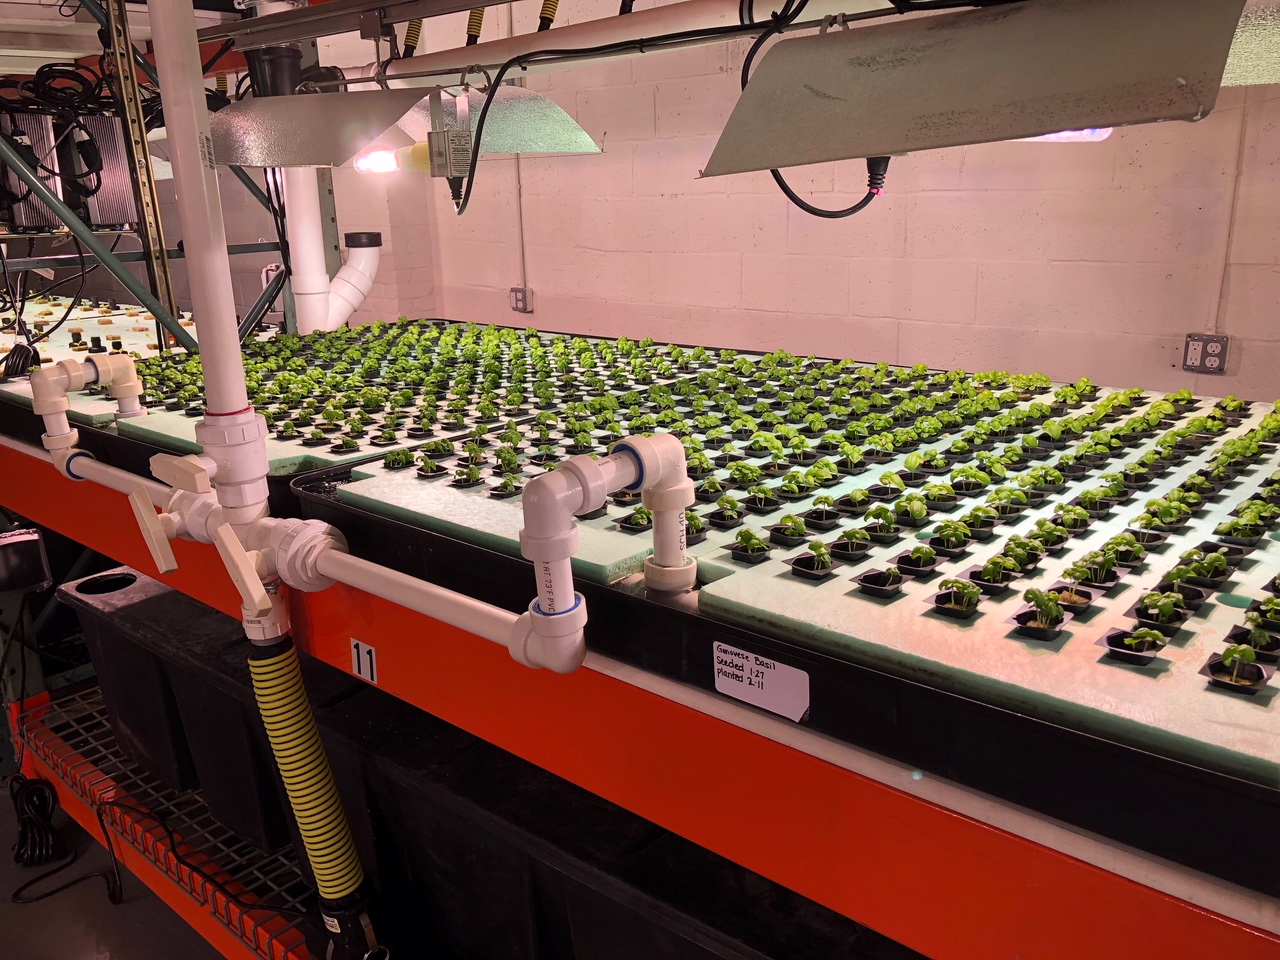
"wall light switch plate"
509,287,534,314
1183,333,1229,374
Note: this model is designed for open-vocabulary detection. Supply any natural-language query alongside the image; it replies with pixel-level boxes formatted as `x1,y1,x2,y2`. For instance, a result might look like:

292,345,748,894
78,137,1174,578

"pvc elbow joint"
509,595,588,673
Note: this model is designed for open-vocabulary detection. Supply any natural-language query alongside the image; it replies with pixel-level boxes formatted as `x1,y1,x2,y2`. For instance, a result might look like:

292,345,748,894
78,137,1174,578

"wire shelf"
18,685,318,960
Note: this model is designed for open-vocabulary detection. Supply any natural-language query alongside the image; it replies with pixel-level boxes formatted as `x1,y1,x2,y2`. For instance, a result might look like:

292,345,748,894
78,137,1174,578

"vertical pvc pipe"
651,509,688,569
534,557,576,616
281,166,331,334
148,0,249,415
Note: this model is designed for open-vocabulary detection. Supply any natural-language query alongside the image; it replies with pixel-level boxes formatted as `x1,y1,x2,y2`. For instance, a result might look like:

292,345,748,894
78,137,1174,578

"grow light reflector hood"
702,0,1246,177
391,86,599,157
209,88,434,167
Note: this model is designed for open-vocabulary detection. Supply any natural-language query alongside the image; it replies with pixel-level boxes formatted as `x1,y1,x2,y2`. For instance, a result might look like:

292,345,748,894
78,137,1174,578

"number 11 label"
350,639,378,685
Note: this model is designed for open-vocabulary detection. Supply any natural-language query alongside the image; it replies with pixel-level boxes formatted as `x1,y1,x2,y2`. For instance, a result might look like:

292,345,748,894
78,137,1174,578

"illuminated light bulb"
1018,127,1114,143
352,143,435,174
353,149,400,173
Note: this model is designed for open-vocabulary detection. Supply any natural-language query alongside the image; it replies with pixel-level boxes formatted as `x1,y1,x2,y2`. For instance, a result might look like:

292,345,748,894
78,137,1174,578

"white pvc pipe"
596,453,640,496
651,508,687,569
149,0,250,416
352,0,883,85
0,434,169,506
327,246,380,329
41,411,71,438
534,557,575,616
282,166,332,335
316,550,519,645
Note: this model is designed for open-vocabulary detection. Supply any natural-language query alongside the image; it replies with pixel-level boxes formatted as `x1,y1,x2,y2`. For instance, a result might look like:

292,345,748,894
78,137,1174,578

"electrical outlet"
509,287,534,314
1182,333,1230,374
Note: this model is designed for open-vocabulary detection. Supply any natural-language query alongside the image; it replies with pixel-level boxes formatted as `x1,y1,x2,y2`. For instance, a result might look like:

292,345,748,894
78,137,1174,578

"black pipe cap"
344,232,382,249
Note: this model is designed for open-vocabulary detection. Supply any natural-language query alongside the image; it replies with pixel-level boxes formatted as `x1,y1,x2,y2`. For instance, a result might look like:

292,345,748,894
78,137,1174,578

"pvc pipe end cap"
644,556,697,593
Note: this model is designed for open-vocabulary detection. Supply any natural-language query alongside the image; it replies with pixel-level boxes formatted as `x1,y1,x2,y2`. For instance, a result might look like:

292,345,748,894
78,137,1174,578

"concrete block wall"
366,0,1280,398
76,2,1279,400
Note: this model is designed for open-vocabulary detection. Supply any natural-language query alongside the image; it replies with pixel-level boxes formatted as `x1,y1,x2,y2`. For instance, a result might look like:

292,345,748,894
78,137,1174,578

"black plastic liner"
58,567,365,855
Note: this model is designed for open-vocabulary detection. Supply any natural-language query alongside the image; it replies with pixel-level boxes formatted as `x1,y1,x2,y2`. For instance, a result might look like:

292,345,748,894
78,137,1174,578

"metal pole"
0,133,198,352
102,0,181,352
239,268,287,340
229,165,273,209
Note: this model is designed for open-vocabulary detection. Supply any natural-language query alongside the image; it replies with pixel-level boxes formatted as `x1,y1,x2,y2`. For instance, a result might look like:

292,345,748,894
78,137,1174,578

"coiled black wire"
10,775,69,867
8,775,124,905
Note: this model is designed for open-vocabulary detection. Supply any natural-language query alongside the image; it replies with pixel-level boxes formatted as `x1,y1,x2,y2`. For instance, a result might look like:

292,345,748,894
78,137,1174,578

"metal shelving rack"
15,685,318,960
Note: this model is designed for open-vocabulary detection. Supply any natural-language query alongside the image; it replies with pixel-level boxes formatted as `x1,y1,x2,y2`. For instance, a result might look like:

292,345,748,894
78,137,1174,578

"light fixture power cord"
740,0,890,218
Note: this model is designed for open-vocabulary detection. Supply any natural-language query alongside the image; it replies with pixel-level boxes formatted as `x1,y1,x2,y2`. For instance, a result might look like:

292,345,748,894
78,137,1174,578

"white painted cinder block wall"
326,0,1279,397
89,2,1278,396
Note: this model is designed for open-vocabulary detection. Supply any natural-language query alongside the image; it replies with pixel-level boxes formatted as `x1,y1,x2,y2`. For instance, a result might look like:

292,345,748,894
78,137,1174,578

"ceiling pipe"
343,0,888,86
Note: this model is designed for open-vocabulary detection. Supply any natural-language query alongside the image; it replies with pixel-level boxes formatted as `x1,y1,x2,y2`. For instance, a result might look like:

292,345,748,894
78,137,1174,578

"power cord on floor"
8,773,123,905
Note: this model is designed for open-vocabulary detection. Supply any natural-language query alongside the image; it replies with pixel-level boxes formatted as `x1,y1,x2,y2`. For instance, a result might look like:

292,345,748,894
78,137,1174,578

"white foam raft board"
335,396,1280,786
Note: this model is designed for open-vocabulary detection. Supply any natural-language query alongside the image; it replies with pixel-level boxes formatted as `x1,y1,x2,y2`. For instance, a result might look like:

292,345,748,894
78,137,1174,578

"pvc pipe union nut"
273,519,349,592
557,454,612,512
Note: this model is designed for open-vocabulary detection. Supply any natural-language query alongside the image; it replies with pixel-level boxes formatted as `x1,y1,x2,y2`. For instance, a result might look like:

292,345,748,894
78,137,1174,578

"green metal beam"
239,267,287,341
4,242,280,273
0,131,198,352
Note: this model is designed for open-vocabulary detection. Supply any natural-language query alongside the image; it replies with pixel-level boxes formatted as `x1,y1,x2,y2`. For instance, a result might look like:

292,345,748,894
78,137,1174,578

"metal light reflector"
209,88,431,167
393,86,600,157
1223,0,1280,86
703,0,1247,177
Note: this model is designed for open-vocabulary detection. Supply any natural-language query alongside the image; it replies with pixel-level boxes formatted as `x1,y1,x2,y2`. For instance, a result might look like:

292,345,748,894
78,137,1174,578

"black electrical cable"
8,774,124,906
93,800,310,919
456,20,778,214
34,235,120,298
0,239,39,377
263,167,292,288
10,777,70,867
739,0,891,218
454,0,1003,215
27,238,88,347
8,629,122,910
201,39,235,77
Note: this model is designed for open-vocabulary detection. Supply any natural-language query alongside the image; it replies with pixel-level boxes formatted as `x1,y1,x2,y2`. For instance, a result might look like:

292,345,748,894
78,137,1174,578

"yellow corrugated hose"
466,9,484,44
404,17,423,54
538,0,559,28
249,646,364,902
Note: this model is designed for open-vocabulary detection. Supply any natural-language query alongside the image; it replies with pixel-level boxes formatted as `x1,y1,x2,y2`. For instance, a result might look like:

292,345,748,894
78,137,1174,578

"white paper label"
713,642,809,722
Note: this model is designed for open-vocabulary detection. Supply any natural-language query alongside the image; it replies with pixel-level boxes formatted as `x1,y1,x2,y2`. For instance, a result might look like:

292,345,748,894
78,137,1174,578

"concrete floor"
0,782,223,960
